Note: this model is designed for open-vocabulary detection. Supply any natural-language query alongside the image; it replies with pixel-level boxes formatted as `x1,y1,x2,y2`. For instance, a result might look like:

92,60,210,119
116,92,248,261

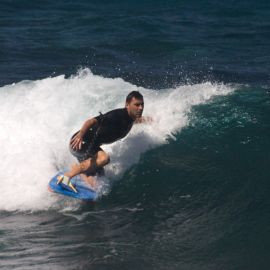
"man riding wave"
57,91,152,192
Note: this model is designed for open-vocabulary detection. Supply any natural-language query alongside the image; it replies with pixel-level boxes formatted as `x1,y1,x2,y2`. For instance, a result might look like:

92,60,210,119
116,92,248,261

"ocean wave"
0,68,235,211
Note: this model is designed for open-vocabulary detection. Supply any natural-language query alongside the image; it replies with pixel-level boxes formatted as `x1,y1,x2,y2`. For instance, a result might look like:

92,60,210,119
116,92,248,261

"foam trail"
0,69,234,211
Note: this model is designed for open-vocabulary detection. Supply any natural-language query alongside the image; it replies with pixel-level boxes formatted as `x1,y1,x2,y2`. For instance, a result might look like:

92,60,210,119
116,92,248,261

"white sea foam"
0,69,234,211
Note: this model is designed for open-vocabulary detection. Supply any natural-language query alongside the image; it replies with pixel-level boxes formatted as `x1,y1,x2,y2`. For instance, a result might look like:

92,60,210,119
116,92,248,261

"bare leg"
64,150,110,179
80,174,97,188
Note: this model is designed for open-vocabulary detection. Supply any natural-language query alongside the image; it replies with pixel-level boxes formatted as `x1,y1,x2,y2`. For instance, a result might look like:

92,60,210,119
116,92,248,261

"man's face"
126,97,144,120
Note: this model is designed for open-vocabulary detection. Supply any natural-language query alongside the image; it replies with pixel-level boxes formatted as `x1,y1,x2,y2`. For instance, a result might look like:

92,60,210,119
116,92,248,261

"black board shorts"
69,131,105,176
69,144,103,162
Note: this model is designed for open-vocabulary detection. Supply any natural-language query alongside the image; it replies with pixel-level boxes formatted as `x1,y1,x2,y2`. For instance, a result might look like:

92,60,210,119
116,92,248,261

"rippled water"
1,1,270,269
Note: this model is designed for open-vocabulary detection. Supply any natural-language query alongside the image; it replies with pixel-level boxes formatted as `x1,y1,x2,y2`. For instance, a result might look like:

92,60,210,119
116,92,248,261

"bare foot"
80,174,97,189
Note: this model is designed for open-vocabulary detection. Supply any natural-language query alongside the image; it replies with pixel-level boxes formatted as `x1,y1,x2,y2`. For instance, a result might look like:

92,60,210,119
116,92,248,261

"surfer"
57,91,152,192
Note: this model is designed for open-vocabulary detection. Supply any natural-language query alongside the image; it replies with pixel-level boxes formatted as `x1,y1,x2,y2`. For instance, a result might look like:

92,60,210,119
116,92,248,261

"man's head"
125,91,144,120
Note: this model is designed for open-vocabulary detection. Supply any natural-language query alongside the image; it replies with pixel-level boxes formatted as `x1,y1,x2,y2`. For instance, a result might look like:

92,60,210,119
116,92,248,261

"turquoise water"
0,1,270,269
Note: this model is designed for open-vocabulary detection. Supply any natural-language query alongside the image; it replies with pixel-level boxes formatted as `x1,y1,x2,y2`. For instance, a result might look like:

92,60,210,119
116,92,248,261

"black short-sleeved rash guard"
85,108,134,146
69,108,134,163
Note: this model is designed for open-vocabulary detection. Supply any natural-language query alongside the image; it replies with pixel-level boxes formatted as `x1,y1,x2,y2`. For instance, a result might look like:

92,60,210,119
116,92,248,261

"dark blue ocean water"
1,1,270,269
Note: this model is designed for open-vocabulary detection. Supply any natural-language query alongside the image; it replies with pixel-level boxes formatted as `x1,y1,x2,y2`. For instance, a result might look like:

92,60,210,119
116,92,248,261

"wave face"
0,69,234,211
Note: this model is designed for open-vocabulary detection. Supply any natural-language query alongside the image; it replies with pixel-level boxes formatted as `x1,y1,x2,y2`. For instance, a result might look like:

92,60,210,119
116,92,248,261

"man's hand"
70,117,98,150
70,133,84,150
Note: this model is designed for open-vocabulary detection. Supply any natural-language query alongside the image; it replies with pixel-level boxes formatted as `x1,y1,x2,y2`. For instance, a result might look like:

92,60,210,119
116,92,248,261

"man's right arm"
78,118,98,138
70,117,98,150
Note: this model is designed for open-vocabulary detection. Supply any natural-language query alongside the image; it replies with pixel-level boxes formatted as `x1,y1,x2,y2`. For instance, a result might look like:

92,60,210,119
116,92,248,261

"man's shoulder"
107,108,125,114
94,108,123,121
104,108,127,118
102,108,133,124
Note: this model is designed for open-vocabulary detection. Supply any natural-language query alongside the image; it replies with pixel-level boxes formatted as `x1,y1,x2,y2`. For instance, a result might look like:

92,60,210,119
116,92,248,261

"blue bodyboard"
48,172,97,201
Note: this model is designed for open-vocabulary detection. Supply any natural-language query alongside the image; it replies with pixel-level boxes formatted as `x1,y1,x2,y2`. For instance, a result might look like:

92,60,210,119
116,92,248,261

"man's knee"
98,151,110,166
77,159,91,172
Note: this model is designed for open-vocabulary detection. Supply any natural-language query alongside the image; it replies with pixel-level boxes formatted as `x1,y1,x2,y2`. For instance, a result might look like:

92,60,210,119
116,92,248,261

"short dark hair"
126,91,143,103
